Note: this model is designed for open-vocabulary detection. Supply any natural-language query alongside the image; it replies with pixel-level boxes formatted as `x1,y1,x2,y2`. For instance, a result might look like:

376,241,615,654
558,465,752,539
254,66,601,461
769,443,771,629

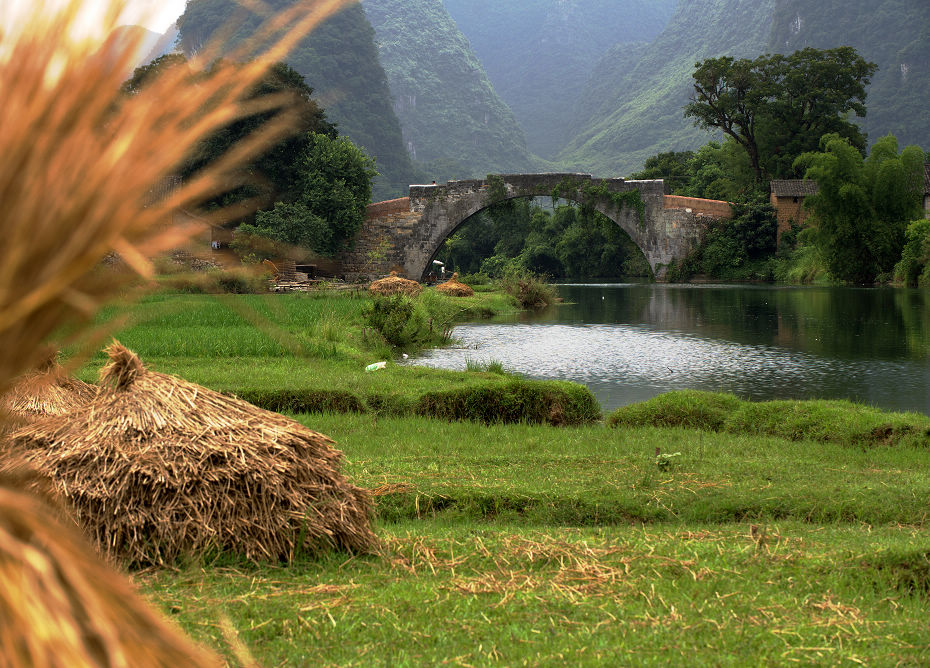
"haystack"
0,471,221,667
369,271,422,297
2,350,96,421
8,342,378,566
435,272,474,297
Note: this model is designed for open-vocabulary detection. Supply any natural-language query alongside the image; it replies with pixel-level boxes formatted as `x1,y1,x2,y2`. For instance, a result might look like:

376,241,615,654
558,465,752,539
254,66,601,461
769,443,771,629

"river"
406,283,930,415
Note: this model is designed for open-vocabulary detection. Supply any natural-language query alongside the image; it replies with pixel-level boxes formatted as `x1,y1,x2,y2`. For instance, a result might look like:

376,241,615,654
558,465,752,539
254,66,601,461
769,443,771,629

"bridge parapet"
664,195,733,219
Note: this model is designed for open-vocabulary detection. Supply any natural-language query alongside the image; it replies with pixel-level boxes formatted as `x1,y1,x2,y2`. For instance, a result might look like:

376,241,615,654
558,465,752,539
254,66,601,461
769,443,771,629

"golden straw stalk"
0,0,352,664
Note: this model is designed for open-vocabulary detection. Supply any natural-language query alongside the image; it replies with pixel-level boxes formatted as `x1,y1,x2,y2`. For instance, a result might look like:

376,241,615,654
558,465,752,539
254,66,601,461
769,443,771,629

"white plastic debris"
365,361,387,372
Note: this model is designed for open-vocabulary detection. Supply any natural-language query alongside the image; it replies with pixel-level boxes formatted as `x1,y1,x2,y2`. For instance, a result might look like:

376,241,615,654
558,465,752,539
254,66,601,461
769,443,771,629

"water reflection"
407,284,930,415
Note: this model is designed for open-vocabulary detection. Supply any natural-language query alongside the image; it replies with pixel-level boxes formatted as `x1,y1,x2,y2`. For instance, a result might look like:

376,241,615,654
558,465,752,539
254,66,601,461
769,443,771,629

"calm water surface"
407,283,930,415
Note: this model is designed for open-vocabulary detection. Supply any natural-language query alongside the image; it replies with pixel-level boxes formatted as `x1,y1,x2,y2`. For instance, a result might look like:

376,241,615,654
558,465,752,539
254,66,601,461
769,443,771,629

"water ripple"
406,323,930,413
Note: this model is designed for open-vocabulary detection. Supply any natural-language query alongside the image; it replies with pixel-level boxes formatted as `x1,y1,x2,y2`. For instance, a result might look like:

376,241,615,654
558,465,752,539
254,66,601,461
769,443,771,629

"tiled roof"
770,179,819,197
924,164,930,194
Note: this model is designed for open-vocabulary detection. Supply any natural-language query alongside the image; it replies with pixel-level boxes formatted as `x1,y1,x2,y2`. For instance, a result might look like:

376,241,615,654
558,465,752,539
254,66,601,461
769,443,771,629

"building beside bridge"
769,179,819,240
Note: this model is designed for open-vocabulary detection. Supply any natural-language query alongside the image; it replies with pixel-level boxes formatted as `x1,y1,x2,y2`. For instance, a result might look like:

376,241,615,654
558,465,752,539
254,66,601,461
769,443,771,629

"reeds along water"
0,0,352,664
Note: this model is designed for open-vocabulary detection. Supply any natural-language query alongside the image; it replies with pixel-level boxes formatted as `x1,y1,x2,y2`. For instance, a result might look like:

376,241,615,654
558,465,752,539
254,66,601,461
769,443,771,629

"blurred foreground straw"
0,0,351,665
0,0,350,392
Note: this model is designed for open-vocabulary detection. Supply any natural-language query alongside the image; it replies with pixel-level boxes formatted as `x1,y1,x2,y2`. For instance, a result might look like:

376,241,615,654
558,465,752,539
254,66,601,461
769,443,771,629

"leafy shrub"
894,219,930,287
458,272,491,286
362,294,433,347
416,379,601,426
499,269,557,309
773,238,831,284
669,204,777,282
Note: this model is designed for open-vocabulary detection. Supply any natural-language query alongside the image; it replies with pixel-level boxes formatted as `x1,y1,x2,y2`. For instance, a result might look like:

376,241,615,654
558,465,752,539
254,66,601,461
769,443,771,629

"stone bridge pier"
341,173,730,282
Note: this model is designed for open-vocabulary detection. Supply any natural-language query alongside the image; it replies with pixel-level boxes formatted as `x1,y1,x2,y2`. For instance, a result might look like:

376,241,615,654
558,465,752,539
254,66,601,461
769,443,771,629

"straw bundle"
9,342,378,566
435,272,474,297
0,0,353,662
0,471,220,667
2,351,97,421
369,271,423,297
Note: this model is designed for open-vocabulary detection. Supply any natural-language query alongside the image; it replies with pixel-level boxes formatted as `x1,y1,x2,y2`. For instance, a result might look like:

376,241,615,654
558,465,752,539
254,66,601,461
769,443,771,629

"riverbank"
82,287,930,665
79,288,596,424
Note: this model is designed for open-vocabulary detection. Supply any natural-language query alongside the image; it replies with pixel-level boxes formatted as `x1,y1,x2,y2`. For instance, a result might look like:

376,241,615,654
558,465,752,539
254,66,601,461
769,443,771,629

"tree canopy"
685,47,877,181
245,133,377,257
179,60,337,213
795,133,924,284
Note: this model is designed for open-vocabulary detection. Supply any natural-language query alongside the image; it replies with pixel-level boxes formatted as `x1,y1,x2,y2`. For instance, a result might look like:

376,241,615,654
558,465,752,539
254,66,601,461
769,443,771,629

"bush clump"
159,268,270,294
416,379,601,426
608,390,930,448
499,270,557,309
362,295,433,347
608,390,742,431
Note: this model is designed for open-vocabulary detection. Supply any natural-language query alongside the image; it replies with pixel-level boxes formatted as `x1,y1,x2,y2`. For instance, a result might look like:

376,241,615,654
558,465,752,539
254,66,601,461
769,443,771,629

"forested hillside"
443,0,677,159
362,0,536,181
178,1,416,200
557,0,930,176
557,0,776,176
768,0,930,151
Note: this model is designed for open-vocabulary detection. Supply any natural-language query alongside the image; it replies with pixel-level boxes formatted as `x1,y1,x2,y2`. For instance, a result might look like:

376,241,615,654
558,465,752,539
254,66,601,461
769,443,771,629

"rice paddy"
92,290,930,666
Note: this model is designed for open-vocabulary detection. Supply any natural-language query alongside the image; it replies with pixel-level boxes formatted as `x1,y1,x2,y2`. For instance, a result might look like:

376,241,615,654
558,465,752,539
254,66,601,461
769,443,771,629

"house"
769,179,819,240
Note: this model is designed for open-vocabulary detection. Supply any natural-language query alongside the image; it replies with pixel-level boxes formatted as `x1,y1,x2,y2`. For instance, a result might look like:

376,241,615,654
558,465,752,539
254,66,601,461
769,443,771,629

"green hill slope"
178,1,416,199
443,0,677,160
560,0,930,177
768,0,930,150
362,0,536,181
557,0,776,176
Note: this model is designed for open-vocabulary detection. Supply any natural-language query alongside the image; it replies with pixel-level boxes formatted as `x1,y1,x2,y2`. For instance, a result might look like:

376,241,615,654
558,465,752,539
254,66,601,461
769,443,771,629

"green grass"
302,413,930,527
609,390,930,449
139,522,930,666
68,289,930,665
135,412,930,664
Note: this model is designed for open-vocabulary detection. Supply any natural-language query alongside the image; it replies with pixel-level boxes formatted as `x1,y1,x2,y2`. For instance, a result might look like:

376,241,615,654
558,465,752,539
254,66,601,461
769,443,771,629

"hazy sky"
0,0,187,40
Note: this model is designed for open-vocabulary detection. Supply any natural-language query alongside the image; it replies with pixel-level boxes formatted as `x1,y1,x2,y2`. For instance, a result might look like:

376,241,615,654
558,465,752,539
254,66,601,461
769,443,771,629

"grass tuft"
609,390,930,448
416,379,601,426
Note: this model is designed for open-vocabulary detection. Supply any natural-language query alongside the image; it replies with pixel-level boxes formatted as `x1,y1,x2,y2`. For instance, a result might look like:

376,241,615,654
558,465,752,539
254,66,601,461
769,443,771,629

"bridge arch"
419,176,656,278
342,173,724,281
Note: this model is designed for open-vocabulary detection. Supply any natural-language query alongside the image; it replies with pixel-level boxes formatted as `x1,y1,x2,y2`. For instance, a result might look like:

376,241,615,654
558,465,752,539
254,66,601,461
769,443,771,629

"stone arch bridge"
341,173,733,281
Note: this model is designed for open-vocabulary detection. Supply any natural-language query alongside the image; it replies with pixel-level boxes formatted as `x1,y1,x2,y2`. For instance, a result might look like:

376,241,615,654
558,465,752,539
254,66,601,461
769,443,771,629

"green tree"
894,219,930,287
253,133,377,256
120,54,189,95
178,61,337,214
796,133,924,284
681,140,758,202
686,47,877,181
629,151,695,193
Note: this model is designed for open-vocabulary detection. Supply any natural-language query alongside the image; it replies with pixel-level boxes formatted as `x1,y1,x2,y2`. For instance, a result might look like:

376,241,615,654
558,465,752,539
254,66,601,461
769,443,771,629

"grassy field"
85,290,930,665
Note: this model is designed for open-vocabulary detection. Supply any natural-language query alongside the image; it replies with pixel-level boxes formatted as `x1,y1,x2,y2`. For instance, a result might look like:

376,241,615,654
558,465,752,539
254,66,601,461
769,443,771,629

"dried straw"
2,350,97,421
0,0,353,663
369,271,423,297
0,470,221,668
0,0,351,394
435,272,474,297
9,342,379,567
